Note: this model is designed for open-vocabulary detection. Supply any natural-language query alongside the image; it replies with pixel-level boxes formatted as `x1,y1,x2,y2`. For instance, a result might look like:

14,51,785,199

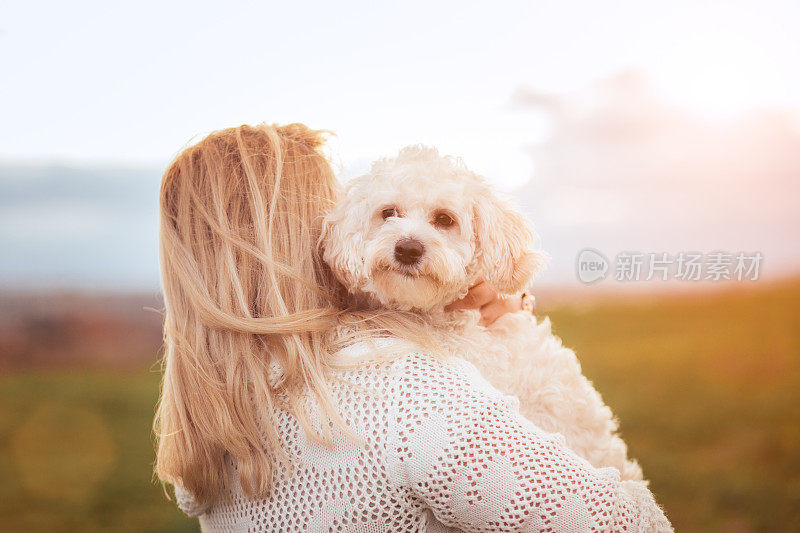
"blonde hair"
155,123,438,508
156,123,355,507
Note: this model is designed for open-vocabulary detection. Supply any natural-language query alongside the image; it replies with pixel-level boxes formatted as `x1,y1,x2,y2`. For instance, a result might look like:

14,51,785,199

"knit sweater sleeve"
174,482,208,517
386,353,672,532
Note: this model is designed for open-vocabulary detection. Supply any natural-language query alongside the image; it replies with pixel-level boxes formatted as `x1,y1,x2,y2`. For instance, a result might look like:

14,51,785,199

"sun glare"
653,29,791,118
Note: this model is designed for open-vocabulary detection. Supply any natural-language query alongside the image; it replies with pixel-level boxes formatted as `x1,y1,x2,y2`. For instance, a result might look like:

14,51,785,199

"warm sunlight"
1,1,799,531
653,27,795,117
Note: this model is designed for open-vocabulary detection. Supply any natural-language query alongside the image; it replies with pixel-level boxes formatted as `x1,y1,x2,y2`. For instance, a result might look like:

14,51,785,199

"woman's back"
157,124,670,531
184,342,671,532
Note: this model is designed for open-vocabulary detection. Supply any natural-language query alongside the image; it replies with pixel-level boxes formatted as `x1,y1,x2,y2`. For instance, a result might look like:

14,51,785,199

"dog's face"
323,146,545,312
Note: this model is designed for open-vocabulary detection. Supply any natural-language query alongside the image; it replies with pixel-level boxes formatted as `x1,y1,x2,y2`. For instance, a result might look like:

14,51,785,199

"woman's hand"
444,278,524,326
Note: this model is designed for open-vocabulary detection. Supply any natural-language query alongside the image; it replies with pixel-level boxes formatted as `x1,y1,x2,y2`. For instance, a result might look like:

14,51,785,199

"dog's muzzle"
394,238,424,266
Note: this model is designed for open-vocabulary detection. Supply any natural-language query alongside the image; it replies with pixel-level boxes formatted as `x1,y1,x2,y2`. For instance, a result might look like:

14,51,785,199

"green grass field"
547,281,800,532
1,281,798,532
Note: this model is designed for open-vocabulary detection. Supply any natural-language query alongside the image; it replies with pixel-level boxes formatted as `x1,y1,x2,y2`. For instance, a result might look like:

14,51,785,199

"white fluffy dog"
323,145,643,481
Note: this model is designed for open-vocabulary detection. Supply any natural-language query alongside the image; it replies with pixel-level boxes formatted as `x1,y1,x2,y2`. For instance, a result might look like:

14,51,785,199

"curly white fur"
323,145,643,481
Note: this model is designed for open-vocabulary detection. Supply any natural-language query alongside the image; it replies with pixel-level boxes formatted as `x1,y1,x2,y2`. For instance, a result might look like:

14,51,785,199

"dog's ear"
321,179,370,293
473,183,547,294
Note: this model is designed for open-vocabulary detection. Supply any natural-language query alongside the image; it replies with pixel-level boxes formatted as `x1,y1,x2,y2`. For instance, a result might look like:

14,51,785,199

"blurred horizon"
2,66,799,290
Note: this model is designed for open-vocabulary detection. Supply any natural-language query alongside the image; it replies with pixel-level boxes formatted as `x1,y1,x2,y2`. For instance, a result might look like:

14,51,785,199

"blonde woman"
155,123,672,532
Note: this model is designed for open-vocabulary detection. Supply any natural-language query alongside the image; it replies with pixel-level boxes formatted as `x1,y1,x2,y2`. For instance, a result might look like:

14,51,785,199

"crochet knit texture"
176,344,672,532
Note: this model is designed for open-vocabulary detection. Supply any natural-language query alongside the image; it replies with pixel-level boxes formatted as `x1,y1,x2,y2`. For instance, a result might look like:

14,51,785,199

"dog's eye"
381,207,398,220
434,212,454,227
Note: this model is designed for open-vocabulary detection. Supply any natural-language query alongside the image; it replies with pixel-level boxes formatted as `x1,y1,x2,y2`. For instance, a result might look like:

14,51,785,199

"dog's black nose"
394,238,424,265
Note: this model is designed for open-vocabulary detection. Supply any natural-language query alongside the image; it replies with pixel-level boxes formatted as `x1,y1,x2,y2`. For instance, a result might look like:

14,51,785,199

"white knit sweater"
176,342,672,532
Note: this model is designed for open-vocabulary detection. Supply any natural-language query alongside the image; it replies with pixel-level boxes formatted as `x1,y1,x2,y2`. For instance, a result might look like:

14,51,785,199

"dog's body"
448,311,643,481
323,146,643,481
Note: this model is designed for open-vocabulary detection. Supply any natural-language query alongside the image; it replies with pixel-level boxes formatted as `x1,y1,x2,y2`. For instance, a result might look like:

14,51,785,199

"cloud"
0,163,160,289
514,69,800,282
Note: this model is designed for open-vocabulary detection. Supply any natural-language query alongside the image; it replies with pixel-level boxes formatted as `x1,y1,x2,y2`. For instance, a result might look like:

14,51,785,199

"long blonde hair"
155,123,360,507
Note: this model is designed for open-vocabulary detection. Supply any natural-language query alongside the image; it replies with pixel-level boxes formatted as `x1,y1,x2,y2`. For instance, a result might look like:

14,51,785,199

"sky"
2,0,800,185
1,0,799,289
